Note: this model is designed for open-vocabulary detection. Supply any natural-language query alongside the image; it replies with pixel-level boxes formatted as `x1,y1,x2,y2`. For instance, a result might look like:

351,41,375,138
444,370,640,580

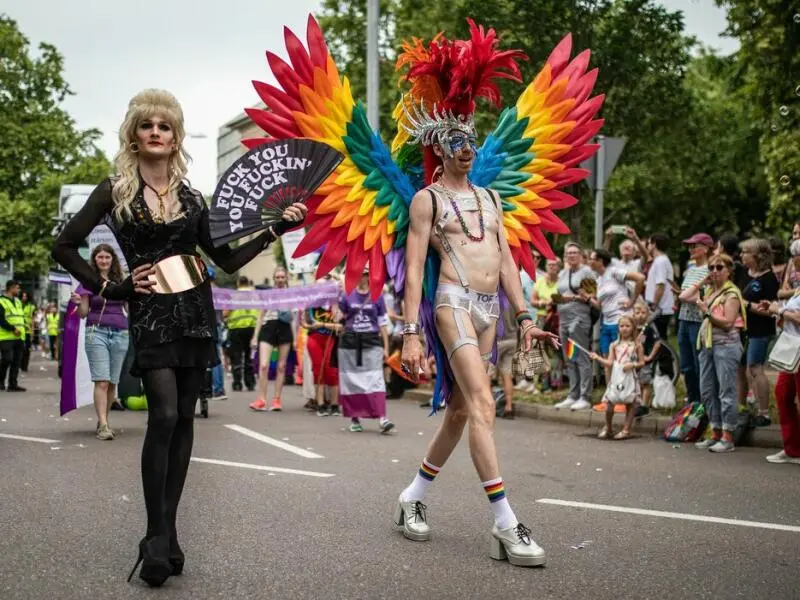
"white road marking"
0,433,61,444
225,424,324,459
191,457,334,478
537,499,800,533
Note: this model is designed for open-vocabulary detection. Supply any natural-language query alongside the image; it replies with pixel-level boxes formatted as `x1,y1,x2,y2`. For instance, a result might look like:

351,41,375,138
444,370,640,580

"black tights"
140,367,203,540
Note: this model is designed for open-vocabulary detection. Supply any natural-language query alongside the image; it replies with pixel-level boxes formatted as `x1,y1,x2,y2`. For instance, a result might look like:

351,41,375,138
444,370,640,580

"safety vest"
46,313,59,337
227,308,258,329
0,296,25,342
226,290,258,330
23,303,35,337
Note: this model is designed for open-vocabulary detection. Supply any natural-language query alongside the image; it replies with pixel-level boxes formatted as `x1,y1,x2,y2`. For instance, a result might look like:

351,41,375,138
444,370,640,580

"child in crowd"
633,301,665,411
590,315,644,439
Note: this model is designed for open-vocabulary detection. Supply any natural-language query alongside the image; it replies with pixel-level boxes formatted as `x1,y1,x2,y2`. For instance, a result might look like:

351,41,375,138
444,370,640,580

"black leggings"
140,367,203,540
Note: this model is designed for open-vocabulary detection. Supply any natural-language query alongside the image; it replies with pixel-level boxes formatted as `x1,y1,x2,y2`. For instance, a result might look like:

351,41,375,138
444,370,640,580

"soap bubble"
794,13,800,23
779,175,791,187
770,123,778,132
779,105,790,117
796,84,800,97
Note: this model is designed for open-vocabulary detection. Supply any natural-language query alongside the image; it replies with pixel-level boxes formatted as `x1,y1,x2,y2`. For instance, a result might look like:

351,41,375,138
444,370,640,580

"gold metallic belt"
148,254,208,294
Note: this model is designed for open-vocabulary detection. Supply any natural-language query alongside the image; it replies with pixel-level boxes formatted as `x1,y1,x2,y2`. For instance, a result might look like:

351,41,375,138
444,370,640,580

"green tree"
0,151,111,275
714,1,800,230
0,16,101,200
605,49,769,244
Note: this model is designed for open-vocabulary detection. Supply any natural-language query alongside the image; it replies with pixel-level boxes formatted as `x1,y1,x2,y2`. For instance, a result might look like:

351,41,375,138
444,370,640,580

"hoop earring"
129,142,139,153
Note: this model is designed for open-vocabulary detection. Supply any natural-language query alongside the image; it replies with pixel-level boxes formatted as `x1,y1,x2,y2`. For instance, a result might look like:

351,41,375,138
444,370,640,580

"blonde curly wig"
111,89,194,222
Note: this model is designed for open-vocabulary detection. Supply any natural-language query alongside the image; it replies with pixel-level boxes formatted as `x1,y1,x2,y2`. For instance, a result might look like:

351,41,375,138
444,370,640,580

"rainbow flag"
565,338,578,361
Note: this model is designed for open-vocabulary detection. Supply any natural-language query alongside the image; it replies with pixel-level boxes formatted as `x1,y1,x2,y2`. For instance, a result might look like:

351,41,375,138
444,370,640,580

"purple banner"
211,282,340,310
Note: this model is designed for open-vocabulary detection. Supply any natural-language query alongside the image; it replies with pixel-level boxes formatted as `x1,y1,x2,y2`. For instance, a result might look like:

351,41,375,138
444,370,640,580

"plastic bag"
604,362,636,404
652,374,676,409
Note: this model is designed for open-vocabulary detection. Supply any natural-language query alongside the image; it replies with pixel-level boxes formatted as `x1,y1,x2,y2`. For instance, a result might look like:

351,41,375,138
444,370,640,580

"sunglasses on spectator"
709,264,727,271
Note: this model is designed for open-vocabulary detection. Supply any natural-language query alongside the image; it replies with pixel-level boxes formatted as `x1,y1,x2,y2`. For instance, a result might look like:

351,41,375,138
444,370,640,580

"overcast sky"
7,0,737,195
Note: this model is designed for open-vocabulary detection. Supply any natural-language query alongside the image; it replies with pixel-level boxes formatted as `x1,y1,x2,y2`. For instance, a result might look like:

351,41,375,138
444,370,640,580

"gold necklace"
143,182,171,223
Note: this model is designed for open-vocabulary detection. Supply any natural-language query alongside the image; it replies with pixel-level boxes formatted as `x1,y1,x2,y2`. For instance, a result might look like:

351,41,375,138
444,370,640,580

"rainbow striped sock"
482,477,517,529
483,477,506,503
418,459,440,482
401,458,441,502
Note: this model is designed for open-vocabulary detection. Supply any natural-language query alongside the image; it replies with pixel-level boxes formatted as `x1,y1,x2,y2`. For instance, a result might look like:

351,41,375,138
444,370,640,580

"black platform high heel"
169,539,185,576
127,536,173,587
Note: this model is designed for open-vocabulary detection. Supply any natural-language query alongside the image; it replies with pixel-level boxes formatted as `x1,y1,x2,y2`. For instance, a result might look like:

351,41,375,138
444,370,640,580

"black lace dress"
53,178,273,374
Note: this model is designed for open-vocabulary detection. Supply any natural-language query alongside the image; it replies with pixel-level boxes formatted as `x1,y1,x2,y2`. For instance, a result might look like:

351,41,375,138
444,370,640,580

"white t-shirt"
645,254,675,316
611,257,641,274
783,294,800,338
597,266,630,324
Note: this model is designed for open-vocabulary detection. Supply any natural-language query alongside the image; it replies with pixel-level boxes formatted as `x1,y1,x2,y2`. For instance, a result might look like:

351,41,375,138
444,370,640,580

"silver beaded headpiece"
400,97,476,158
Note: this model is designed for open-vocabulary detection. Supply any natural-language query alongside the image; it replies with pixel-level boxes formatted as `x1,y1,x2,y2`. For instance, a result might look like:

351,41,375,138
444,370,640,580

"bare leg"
424,384,469,467
273,343,291,400
432,306,500,481
747,364,770,415
604,403,614,433
94,381,110,427
106,383,116,421
328,385,339,407
501,371,514,413
641,383,653,408
621,403,637,433
257,341,275,400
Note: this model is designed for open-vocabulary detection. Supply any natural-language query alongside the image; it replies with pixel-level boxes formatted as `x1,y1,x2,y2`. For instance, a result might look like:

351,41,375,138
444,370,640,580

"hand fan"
209,138,344,247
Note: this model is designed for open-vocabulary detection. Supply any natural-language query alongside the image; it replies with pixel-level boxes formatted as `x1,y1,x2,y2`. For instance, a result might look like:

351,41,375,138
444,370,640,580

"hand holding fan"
209,138,344,247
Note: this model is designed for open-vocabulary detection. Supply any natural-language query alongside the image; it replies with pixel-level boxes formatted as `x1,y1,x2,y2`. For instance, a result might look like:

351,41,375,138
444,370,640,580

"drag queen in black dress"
52,89,306,586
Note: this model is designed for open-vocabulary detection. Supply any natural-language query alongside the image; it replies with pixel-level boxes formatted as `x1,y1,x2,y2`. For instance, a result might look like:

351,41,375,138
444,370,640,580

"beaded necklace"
434,181,485,243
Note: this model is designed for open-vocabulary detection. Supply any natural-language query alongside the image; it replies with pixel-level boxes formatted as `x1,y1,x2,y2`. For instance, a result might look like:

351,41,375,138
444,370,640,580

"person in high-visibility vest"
46,303,60,360
223,276,258,392
20,290,35,373
0,280,27,391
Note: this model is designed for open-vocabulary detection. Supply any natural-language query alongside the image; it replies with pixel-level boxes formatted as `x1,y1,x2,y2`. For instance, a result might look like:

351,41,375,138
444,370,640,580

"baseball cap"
682,233,714,246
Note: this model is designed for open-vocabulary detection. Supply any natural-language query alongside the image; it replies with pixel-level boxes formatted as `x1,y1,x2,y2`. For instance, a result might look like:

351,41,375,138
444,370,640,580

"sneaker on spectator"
570,399,592,411
329,405,341,416
316,405,328,417
554,397,577,410
765,450,800,464
212,392,228,401
514,379,529,391
709,440,735,453
694,438,718,450
752,414,772,427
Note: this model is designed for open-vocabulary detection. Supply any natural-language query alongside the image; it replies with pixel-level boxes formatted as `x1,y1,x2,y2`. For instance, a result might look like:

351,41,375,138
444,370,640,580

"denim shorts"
745,335,771,366
84,326,129,384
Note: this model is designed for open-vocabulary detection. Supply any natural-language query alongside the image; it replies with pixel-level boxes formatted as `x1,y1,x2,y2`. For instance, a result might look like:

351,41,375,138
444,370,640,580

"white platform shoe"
393,498,431,541
489,523,546,567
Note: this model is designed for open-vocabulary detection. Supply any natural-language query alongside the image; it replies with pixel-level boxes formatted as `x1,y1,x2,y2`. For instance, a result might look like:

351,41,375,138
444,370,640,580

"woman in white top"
761,291,800,464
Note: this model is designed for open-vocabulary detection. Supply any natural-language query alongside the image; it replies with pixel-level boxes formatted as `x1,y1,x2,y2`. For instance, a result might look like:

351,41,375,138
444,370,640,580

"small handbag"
512,327,550,380
768,331,800,373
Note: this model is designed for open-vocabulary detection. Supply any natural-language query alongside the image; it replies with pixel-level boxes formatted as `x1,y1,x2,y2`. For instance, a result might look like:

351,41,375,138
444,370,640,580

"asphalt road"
1,357,799,600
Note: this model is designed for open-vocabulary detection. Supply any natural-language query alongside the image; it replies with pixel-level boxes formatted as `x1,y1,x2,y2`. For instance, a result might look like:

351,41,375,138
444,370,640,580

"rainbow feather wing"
243,16,414,299
470,34,605,277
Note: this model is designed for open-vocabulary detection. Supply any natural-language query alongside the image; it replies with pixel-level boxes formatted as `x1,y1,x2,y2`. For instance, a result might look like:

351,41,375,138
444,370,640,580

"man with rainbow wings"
241,15,603,567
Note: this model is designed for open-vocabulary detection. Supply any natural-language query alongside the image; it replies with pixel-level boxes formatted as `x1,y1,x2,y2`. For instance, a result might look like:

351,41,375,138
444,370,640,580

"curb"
400,388,784,449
